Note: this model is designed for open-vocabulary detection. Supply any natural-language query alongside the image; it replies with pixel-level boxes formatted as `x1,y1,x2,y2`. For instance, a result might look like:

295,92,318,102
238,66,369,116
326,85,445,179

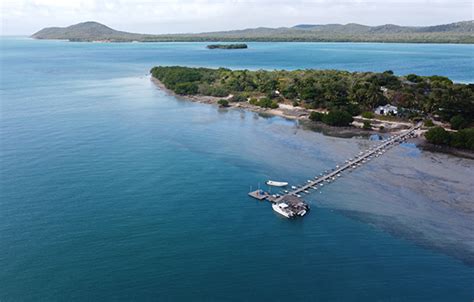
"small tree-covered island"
150,66,474,151
207,44,248,49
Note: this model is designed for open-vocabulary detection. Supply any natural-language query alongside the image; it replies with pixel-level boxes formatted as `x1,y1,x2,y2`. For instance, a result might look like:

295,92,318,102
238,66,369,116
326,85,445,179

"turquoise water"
1,38,473,301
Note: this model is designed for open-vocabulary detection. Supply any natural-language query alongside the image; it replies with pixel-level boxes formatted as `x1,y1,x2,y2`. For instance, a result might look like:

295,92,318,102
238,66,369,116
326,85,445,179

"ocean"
1,38,473,301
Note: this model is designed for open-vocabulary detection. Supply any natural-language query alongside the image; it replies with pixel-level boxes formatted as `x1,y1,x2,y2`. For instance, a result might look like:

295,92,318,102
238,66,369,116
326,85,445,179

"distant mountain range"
32,21,474,43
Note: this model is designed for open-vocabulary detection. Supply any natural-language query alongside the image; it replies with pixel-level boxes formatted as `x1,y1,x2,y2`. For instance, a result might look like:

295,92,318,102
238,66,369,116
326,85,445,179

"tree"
217,99,229,107
322,110,354,127
174,82,198,95
229,94,247,102
425,127,451,145
450,115,467,130
309,112,324,122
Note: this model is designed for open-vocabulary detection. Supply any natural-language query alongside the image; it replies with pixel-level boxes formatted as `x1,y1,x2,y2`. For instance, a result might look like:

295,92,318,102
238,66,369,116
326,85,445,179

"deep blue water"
1,38,473,301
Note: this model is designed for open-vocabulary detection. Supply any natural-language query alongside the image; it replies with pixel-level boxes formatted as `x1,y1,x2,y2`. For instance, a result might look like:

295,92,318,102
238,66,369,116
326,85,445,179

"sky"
1,0,473,35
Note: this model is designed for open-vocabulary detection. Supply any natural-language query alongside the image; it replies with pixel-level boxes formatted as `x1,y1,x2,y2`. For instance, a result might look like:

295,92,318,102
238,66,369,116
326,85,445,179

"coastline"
151,76,309,122
151,76,411,136
151,76,474,159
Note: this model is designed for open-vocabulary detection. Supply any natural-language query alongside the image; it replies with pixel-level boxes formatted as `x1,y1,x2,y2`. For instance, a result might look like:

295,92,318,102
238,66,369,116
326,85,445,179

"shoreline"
151,77,411,135
151,77,309,122
151,77,474,159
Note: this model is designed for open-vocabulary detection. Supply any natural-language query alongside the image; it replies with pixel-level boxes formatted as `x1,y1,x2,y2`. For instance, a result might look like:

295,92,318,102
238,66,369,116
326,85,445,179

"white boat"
266,180,288,187
291,186,297,190
272,203,293,218
297,210,307,216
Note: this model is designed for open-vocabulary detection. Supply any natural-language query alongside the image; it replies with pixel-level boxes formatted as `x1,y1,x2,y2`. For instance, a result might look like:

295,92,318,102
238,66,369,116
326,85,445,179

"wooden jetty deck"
250,123,421,205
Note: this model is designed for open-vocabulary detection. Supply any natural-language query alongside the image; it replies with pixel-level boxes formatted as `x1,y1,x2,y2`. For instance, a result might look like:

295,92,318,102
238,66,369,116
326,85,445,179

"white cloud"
1,0,472,35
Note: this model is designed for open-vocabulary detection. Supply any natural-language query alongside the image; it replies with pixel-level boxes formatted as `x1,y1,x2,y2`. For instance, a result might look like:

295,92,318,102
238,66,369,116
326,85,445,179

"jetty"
248,123,421,218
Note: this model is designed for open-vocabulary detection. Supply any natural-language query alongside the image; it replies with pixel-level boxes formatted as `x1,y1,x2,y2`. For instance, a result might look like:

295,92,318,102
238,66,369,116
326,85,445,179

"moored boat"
266,180,288,187
272,203,293,218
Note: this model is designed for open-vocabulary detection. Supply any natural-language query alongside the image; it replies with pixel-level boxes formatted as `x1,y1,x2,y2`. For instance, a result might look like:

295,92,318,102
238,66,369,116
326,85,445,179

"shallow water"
1,38,473,301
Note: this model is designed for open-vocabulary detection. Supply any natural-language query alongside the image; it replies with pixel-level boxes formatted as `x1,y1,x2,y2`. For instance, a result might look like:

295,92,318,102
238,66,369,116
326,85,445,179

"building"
375,104,398,116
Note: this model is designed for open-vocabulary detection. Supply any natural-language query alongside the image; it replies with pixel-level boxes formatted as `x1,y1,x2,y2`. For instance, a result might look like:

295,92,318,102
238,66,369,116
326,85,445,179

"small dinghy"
266,180,288,187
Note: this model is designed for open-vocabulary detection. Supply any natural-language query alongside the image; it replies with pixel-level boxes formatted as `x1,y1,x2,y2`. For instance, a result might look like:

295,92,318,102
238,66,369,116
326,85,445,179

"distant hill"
32,20,474,43
31,22,144,42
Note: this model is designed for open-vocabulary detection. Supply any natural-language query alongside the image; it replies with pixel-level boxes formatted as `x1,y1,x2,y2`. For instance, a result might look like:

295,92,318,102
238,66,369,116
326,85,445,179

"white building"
375,104,398,116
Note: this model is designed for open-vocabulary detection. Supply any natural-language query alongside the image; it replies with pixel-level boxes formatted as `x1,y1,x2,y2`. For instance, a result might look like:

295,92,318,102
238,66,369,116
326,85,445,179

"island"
207,44,248,49
31,21,474,44
150,66,474,151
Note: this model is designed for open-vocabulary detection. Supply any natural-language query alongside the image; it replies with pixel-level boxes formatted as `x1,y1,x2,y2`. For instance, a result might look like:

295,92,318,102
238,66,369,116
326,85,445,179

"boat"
266,180,288,187
291,186,297,190
272,203,293,218
297,210,307,216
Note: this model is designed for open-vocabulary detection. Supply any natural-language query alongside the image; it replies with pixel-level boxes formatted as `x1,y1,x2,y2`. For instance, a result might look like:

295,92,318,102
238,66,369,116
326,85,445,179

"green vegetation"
217,99,229,107
207,44,248,49
309,112,324,122
450,128,474,150
174,82,198,95
425,127,452,145
229,94,247,102
309,111,353,126
424,119,435,127
363,120,372,129
450,115,468,130
361,111,375,119
323,110,354,126
425,127,474,150
32,21,474,44
150,66,474,127
249,98,279,109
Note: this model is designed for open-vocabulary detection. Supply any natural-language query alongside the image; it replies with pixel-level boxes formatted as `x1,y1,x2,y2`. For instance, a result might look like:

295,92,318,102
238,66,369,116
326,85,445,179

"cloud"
1,0,472,35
